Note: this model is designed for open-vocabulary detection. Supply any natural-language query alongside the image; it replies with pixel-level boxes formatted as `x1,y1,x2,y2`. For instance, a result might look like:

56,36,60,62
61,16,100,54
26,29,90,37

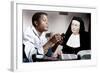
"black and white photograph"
22,10,91,62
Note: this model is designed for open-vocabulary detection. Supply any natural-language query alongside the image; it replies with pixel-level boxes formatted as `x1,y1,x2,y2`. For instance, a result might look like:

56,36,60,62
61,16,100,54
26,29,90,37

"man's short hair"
32,12,48,27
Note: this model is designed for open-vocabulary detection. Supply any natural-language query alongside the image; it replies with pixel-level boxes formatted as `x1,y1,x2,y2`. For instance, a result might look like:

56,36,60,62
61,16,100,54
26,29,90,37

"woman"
62,16,90,54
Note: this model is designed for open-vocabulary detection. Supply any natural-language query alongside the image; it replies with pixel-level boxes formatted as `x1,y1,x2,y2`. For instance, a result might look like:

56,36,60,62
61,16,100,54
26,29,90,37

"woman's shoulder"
82,31,88,34
81,31,89,37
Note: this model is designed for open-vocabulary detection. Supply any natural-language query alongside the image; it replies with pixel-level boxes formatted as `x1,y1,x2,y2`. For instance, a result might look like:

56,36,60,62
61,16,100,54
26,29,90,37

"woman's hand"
52,48,63,58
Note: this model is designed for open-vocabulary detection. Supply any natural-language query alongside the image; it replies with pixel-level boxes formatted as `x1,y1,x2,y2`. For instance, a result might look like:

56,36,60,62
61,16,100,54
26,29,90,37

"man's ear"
34,21,38,26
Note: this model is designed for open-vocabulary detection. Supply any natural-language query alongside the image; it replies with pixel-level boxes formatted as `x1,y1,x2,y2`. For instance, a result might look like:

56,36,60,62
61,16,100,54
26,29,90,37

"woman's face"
71,20,80,34
36,14,48,32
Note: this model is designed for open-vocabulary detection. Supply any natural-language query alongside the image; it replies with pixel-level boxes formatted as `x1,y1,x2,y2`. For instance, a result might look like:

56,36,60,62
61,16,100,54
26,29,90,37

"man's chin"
44,30,48,31
44,28,48,31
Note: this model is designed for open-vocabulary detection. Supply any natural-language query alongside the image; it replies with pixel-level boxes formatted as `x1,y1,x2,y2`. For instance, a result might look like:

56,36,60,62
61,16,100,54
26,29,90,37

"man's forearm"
43,41,54,54
51,42,59,52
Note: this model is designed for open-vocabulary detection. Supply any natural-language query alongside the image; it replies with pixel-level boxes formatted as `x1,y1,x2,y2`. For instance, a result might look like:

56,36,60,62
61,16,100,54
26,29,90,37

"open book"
61,50,91,60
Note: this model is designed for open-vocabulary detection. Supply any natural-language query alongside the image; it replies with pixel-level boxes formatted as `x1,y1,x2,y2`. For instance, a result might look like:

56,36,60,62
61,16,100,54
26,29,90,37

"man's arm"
43,34,62,54
24,42,37,62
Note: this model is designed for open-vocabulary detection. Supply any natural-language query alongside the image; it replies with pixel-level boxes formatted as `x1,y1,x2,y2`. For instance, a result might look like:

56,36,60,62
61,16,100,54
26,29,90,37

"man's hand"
43,33,62,54
49,33,62,44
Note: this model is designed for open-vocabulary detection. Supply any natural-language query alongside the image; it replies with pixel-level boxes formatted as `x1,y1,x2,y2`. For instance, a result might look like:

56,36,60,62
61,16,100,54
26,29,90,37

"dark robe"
62,32,91,54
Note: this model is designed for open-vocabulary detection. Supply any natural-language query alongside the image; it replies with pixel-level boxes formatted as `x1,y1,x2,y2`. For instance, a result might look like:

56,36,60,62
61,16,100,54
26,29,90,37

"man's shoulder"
24,26,36,37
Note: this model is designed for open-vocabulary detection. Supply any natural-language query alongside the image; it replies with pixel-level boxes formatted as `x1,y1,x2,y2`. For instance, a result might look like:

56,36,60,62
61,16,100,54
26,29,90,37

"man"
23,12,62,62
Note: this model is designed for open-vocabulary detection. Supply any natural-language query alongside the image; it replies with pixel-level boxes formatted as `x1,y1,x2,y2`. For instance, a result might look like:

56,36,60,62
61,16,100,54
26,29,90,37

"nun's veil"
63,16,85,45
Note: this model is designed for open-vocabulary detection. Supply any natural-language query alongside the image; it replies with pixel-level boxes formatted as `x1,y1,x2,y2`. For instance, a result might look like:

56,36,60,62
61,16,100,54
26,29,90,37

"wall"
23,10,90,35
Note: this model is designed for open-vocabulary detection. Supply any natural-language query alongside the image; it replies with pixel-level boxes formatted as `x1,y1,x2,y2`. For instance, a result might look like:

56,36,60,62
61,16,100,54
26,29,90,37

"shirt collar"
31,25,45,38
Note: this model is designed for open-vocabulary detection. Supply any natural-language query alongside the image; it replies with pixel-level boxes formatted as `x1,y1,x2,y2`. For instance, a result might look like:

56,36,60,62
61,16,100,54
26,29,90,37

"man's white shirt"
23,25,47,62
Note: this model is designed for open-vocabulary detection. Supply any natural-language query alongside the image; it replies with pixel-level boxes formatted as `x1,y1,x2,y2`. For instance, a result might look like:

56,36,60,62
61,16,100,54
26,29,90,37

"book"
61,50,91,60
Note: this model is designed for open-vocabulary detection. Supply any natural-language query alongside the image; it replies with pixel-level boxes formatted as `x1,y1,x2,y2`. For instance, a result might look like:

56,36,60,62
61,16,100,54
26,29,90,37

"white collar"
31,25,45,38
67,33,80,48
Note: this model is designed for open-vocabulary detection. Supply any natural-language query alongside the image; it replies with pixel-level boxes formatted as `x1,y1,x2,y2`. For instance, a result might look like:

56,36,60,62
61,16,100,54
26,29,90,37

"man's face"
71,20,80,35
36,15,48,32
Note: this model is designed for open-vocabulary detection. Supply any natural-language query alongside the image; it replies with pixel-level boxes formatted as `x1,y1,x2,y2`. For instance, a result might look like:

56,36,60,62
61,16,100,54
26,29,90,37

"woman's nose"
46,21,48,24
45,19,48,26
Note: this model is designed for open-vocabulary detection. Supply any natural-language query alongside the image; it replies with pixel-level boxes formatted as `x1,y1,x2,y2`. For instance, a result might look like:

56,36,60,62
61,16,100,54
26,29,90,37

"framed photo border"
11,1,97,71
